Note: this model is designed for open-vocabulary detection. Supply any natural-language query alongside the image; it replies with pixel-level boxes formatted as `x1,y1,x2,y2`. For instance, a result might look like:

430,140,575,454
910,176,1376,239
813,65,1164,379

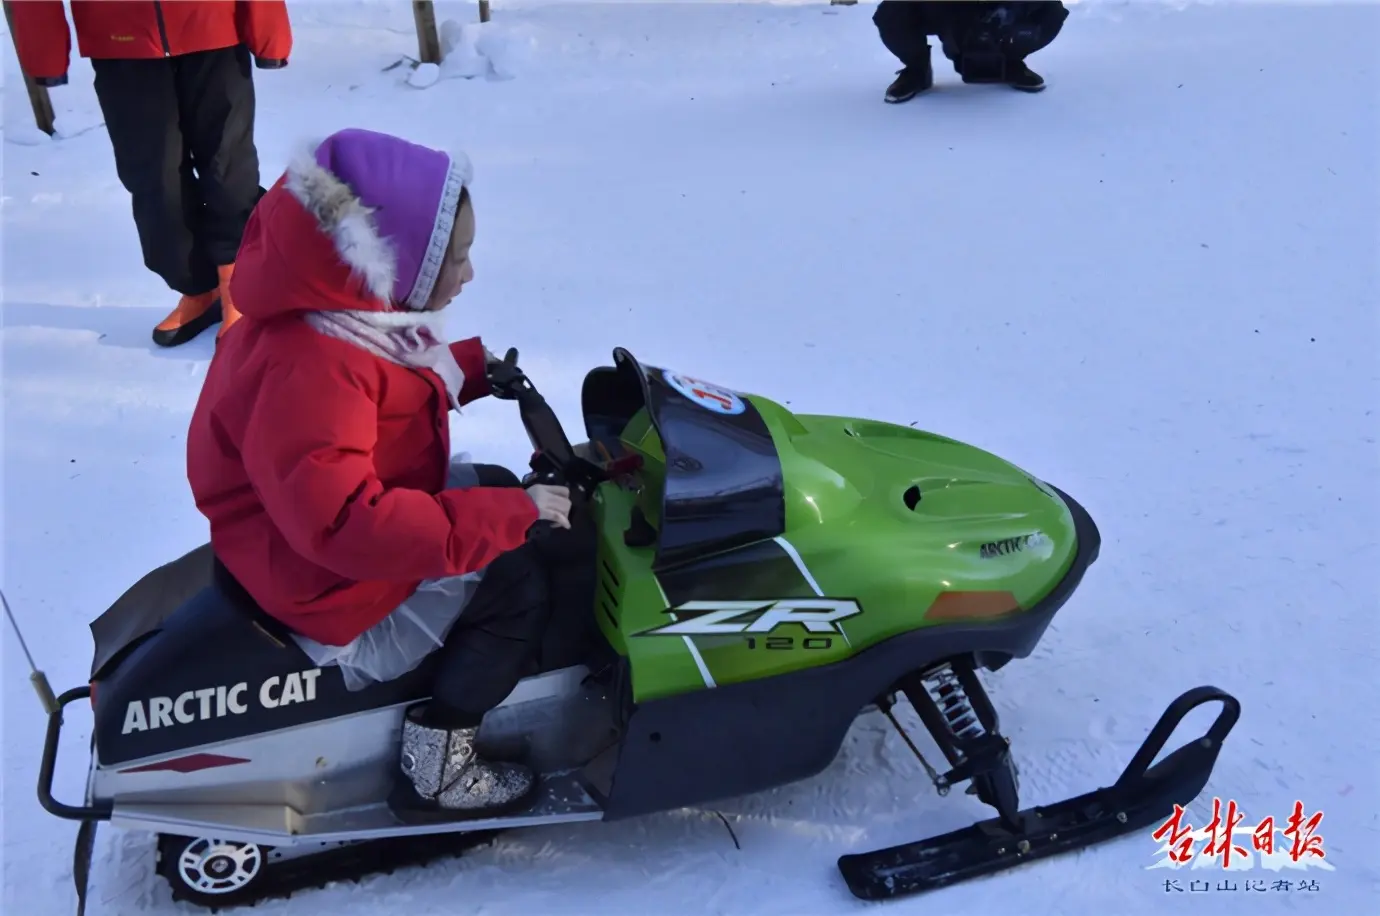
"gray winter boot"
389,706,538,823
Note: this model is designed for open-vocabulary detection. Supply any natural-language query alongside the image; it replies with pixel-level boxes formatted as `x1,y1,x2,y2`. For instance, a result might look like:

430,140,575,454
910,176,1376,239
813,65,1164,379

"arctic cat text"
122,668,321,734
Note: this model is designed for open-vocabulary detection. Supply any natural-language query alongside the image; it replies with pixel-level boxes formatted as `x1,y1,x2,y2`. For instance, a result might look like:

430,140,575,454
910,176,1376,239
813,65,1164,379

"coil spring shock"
921,663,985,744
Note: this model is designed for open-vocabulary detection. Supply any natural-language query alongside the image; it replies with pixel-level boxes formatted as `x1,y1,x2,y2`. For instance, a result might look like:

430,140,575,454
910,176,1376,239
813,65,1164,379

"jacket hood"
230,131,472,322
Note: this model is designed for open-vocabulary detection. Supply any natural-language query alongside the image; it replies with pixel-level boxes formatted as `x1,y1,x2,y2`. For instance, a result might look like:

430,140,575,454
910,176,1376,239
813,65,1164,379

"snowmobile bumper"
837,684,1241,899
38,684,111,821
38,685,109,916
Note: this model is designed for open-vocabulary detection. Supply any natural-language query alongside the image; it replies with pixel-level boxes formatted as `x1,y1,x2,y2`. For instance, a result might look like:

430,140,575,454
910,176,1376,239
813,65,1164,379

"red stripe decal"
118,753,251,774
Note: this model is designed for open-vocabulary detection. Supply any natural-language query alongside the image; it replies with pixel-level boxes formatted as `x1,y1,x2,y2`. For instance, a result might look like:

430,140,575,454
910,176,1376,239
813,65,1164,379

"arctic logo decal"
662,369,746,415
121,668,322,735
979,532,1054,559
641,599,861,651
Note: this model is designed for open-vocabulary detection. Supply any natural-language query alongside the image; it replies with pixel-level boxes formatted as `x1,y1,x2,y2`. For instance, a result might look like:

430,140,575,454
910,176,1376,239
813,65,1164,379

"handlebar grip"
525,463,566,487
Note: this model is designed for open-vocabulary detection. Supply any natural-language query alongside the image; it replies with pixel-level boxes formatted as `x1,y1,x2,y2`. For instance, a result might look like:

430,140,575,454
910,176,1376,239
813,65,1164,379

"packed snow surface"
3,2,1376,914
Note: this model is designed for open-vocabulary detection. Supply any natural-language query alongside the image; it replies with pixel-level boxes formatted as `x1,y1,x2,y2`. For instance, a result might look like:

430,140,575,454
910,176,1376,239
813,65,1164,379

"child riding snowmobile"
186,128,588,822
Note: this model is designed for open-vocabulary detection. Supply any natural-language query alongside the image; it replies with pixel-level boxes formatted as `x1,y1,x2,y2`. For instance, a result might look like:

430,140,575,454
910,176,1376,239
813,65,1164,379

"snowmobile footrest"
837,685,1240,900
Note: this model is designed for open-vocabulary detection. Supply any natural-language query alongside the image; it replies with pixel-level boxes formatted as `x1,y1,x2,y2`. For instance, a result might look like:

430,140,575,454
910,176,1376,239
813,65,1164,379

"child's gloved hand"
526,484,572,529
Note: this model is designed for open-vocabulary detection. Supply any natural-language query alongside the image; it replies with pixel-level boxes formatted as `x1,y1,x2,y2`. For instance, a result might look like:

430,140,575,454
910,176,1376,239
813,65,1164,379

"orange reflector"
923,591,1021,623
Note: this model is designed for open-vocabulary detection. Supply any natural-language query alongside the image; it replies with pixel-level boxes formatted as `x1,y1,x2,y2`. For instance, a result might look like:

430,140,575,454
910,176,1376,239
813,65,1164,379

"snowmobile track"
155,829,503,910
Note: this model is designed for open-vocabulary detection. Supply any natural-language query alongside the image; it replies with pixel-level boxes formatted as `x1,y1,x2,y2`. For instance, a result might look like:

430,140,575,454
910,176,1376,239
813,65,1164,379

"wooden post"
3,0,56,135
411,0,441,64
479,1,491,23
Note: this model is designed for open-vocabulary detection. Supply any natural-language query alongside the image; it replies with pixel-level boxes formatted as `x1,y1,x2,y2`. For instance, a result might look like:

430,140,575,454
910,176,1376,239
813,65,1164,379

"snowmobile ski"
838,685,1241,900
73,819,97,916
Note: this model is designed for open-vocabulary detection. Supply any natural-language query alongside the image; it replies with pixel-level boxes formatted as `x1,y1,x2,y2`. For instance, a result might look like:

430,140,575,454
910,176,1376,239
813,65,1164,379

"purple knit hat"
284,128,472,310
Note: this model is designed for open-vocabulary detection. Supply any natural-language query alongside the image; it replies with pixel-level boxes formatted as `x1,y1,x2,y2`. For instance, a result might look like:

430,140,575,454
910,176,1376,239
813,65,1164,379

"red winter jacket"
186,176,539,647
9,0,292,85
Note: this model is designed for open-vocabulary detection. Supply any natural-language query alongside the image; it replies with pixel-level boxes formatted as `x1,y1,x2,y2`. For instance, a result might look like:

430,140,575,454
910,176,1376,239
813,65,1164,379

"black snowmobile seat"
89,542,217,680
90,549,434,767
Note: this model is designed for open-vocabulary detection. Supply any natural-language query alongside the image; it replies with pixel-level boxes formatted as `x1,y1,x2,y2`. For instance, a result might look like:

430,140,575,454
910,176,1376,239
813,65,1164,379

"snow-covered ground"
3,1,1377,913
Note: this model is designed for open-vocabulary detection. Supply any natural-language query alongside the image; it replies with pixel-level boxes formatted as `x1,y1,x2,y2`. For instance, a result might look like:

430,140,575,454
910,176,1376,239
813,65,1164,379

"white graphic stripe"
773,536,850,647
653,577,716,688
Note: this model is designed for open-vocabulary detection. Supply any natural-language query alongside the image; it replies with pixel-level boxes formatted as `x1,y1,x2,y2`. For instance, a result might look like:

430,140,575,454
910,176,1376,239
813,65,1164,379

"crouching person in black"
873,1,1069,103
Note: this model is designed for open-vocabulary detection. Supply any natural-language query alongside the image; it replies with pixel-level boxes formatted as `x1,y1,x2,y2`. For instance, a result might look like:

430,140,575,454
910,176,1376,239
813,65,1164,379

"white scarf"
305,310,466,411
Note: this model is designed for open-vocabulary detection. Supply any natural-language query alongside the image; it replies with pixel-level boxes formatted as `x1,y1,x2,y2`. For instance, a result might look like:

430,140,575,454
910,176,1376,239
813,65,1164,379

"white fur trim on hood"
282,141,474,309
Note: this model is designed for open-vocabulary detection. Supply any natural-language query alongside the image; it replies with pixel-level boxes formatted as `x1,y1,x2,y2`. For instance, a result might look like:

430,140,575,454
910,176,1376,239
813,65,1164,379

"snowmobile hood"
582,351,1081,624
762,404,1082,617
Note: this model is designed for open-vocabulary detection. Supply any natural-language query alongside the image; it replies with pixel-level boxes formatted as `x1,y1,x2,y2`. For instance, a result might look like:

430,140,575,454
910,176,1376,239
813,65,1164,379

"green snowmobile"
29,347,1240,909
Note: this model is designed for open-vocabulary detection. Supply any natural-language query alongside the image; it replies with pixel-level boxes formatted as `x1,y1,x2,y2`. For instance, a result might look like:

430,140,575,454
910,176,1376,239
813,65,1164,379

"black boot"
388,704,539,824
1005,59,1046,92
884,44,933,103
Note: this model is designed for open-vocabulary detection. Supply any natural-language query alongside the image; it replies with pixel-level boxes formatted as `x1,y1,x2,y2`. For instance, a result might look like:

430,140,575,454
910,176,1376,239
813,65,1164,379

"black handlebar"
485,348,606,539
485,347,531,400
487,347,577,473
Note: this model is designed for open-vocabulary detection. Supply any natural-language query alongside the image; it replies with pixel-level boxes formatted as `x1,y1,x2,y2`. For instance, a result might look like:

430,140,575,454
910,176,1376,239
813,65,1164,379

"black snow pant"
874,1,1068,72
873,0,951,70
90,45,262,298
425,465,598,729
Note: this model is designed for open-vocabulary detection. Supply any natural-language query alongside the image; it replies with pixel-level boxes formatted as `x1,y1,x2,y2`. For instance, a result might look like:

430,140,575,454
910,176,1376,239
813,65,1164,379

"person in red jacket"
187,128,577,820
8,1,292,346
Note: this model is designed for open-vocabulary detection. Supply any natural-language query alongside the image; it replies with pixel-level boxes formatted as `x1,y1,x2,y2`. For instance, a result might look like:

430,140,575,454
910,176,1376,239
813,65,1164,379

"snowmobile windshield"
580,349,786,570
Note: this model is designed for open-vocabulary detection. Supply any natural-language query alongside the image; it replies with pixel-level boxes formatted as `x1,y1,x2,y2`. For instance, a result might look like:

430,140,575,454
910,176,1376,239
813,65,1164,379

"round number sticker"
662,369,746,415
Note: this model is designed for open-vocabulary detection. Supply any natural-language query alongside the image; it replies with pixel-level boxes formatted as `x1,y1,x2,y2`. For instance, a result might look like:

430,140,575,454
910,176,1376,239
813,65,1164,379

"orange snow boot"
216,264,242,342
152,289,221,348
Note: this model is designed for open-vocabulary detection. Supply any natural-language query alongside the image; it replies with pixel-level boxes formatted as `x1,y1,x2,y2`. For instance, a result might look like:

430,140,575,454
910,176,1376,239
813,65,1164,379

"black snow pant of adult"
874,1,1068,71
90,45,262,298
873,0,950,70
425,465,598,730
